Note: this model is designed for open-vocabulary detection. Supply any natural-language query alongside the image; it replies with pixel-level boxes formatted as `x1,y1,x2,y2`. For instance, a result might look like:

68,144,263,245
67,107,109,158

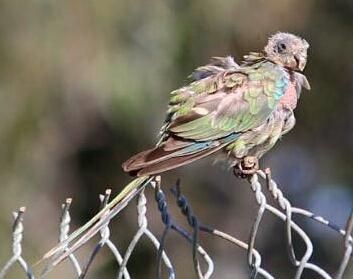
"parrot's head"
264,32,309,72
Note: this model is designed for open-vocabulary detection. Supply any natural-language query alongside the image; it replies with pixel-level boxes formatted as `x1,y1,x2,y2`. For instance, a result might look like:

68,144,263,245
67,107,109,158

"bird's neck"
279,72,299,110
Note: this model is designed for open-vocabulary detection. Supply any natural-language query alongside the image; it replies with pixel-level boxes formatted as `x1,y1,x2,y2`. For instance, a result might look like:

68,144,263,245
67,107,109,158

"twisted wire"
79,189,130,279
0,168,352,279
0,207,34,279
117,177,175,279
255,169,353,279
155,181,214,279
170,179,274,278
59,198,82,276
170,181,204,278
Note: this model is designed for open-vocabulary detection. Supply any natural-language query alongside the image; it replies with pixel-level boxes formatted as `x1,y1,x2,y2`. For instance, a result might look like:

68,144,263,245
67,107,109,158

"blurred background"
0,0,352,278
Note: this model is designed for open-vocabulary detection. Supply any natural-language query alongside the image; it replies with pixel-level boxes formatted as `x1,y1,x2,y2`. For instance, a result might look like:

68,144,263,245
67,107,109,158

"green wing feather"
164,60,289,142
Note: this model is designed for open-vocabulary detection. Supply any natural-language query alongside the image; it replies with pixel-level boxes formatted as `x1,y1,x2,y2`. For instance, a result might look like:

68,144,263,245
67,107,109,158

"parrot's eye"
276,42,287,53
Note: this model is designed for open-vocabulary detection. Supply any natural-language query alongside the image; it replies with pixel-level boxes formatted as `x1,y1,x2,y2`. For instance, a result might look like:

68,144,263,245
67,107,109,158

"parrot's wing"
167,61,290,141
190,56,240,81
123,60,291,176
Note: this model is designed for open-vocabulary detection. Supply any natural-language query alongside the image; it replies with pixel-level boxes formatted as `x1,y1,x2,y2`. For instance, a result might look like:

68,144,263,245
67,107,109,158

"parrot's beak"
295,54,307,71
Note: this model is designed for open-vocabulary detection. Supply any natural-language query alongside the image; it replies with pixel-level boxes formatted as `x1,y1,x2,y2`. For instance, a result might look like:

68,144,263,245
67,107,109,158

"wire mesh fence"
0,168,352,279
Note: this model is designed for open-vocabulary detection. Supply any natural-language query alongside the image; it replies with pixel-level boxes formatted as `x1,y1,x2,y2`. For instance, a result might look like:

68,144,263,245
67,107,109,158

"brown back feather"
136,143,223,176
122,136,229,176
122,137,193,172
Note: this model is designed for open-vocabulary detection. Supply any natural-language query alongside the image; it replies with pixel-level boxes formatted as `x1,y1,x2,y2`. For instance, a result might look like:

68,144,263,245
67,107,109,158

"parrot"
122,32,310,176
41,32,310,265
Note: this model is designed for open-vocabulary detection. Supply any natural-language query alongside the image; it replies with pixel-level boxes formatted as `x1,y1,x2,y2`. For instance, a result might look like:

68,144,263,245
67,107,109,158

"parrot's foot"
233,156,259,178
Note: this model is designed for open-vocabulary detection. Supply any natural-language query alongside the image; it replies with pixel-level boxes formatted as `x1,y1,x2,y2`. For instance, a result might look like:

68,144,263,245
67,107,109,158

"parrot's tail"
122,135,238,176
39,176,153,266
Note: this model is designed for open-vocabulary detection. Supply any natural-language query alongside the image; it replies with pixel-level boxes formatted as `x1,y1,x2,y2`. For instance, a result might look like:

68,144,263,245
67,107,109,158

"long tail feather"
39,176,152,265
123,134,239,176
137,144,224,176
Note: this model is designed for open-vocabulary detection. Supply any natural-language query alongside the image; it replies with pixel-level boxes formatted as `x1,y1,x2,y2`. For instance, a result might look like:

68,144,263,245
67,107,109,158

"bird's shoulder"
167,57,289,119
157,56,291,141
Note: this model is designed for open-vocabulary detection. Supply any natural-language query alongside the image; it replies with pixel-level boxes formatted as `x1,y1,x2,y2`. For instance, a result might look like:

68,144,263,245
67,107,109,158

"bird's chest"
279,80,298,110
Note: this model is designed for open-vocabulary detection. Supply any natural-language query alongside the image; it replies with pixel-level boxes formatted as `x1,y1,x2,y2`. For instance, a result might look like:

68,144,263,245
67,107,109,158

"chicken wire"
0,168,352,279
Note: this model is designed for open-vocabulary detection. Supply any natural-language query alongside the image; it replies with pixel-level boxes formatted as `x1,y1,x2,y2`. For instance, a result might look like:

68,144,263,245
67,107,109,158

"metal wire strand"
1,168,353,279
79,189,130,279
117,178,175,279
59,198,82,276
334,211,353,279
154,180,173,279
170,182,205,278
252,172,314,278
256,169,353,279
0,207,34,279
155,181,215,279
170,180,273,279
40,198,82,278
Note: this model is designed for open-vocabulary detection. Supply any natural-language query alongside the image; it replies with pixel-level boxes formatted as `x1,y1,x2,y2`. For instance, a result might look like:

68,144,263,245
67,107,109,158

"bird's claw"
233,156,259,178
